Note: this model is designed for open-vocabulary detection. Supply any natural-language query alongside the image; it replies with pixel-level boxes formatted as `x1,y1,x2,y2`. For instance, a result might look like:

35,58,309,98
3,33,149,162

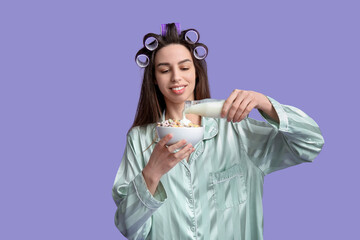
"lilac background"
1,0,359,239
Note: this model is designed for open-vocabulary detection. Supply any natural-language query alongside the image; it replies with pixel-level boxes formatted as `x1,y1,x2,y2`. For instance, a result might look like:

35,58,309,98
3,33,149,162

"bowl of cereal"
156,119,204,146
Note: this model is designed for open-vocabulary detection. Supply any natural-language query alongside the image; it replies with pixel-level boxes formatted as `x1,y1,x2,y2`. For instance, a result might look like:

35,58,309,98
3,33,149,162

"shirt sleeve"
112,128,167,239
233,96,325,175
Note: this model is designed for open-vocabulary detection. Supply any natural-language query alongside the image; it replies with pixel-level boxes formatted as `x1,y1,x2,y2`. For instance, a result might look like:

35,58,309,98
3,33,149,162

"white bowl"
156,126,204,146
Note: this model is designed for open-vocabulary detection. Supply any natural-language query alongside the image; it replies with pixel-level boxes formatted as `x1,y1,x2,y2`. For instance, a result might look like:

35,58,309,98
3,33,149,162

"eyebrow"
156,59,192,67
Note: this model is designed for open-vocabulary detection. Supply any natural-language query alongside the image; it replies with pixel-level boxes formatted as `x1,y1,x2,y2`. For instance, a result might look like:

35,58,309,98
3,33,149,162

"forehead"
155,44,192,64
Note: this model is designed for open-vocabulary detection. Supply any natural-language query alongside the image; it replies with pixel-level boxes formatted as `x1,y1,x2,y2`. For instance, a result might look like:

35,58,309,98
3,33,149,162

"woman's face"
154,44,196,105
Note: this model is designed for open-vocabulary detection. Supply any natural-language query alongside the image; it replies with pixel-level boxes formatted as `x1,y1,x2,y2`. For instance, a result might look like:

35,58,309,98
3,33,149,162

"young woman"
112,23,324,240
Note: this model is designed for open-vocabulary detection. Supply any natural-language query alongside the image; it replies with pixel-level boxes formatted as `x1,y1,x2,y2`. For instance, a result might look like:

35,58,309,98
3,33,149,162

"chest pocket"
209,164,247,210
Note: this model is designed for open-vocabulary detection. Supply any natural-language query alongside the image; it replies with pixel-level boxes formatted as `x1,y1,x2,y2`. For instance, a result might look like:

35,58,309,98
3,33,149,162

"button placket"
181,160,197,239
188,170,198,239
189,141,204,164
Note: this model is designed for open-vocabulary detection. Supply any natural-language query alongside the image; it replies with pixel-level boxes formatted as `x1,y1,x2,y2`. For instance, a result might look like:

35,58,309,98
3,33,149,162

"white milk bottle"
184,99,226,118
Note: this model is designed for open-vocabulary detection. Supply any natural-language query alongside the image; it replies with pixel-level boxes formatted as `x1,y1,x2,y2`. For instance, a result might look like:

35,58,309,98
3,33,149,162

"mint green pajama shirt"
112,97,324,240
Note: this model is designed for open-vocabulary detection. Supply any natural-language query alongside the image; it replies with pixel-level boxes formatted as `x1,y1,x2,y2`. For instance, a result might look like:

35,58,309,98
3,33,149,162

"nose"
171,68,181,82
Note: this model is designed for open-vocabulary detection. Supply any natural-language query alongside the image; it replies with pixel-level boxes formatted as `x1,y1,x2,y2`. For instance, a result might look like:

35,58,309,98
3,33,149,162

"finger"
177,147,195,162
227,91,248,122
233,97,252,122
239,101,257,121
158,133,173,147
167,139,187,153
178,143,193,155
221,89,240,118
173,144,194,160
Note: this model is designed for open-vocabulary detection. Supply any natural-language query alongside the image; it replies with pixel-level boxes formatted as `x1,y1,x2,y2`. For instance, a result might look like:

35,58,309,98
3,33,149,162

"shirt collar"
202,117,218,140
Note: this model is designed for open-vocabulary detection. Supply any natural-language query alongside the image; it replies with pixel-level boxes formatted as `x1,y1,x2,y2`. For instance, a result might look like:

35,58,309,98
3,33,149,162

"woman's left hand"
221,89,279,123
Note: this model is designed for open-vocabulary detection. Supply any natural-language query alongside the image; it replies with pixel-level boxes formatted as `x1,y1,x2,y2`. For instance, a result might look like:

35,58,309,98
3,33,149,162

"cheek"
189,72,197,85
154,74,164,86
155,78,168,93
185,69,196,82
154,72,160,84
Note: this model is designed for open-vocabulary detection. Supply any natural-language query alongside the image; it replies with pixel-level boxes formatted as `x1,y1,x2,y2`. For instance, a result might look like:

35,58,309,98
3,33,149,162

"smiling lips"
170,85,186,94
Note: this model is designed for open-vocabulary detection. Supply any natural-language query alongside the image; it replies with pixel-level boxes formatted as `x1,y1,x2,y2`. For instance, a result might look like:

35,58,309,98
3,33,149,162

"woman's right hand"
142,134,195,195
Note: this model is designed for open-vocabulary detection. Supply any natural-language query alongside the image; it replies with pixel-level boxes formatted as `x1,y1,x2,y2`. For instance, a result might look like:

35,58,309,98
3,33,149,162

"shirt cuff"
258,96,289,132
132,172,167,209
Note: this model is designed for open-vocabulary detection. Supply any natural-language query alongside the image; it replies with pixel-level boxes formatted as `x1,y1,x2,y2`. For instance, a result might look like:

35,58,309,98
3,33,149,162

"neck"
165,103,185,120
164,93,195,120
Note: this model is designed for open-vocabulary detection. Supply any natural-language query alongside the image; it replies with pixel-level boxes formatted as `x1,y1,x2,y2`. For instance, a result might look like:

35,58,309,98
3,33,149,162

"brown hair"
130,23,211,131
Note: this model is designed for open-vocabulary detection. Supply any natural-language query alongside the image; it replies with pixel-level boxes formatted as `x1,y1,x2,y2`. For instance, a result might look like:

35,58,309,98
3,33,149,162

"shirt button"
186,172,190,177
189,199,193,204
191,227,195,232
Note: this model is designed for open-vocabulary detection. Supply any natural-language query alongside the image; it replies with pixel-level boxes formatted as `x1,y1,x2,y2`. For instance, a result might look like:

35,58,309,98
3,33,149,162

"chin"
167,96,191,105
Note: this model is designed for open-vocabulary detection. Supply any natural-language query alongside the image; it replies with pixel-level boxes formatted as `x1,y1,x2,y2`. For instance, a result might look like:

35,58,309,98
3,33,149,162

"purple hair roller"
175,23,181,35
161,24,167,36
161,23,181,36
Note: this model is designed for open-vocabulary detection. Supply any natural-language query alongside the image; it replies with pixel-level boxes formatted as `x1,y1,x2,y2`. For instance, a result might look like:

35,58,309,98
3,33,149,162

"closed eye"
160,69,169,73
158,66,189,73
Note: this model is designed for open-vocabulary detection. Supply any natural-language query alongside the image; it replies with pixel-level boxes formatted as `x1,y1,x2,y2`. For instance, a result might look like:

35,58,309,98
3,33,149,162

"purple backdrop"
1,0,359,239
